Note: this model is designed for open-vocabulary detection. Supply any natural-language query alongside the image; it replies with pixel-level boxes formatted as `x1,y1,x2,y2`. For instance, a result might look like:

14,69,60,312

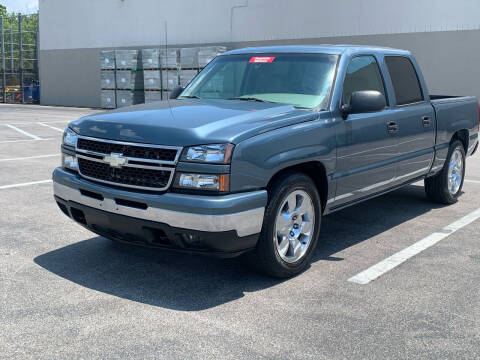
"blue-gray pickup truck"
53,45,479,277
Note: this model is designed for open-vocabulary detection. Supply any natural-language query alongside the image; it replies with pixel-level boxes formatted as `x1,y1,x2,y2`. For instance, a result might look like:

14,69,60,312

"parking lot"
1,103,479,359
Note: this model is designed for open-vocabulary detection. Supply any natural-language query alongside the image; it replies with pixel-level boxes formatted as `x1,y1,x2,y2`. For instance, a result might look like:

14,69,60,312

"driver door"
334,55,398,207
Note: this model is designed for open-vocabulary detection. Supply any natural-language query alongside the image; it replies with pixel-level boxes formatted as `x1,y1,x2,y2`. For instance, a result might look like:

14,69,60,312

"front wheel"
246,172,322,278
425,140,466,204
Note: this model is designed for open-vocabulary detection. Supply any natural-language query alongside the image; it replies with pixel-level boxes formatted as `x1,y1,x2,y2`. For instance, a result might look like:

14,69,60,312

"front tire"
425,140,466,204
247,172,322,278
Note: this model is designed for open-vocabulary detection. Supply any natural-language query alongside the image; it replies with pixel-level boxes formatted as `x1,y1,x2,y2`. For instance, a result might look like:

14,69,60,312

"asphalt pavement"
0,104,479,359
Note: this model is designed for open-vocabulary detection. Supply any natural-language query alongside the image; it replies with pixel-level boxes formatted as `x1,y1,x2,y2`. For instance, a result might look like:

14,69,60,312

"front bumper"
53,168,267,257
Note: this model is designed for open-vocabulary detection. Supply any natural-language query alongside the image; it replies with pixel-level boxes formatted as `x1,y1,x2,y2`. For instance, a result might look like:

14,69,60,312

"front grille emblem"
103,153,127,168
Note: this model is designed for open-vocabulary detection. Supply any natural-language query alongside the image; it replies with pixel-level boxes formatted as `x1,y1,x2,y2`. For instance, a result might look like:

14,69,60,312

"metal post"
18,14,24,103
9,27,13,78
0,16,6,103
35,13,39,86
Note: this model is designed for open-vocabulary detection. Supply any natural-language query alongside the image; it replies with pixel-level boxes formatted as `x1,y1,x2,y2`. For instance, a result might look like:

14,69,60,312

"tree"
0,5,7,18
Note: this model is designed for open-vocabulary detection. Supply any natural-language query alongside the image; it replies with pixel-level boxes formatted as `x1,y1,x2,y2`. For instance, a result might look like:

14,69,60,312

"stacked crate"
115,50,144,107
198,46,227,69
160,48,179,100
100,50,116,109
143,48,181,102
179,48,199,88
142,49,162,103
101,46,227,107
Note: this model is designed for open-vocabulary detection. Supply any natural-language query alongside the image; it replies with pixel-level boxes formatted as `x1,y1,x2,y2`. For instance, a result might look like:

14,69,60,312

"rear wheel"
425,140,465,204
246,172,321,278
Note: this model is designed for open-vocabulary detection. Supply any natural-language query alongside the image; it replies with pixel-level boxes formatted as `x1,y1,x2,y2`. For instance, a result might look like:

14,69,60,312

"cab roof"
223,45,411,57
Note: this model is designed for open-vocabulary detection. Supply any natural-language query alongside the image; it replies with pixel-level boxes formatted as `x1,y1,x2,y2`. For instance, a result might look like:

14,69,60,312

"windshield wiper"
227,97,274,103
180,95,202,99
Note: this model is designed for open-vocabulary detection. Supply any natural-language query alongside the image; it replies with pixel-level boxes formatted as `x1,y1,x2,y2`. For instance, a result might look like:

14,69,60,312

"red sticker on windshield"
249,56,275,63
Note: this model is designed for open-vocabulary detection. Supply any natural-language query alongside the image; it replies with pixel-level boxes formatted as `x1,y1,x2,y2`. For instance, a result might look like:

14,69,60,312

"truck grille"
75,136,182,191
77,138,178,162
78,158,172,190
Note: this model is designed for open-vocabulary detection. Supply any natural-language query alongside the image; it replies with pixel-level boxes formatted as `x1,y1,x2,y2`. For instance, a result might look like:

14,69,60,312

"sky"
1,0,38,14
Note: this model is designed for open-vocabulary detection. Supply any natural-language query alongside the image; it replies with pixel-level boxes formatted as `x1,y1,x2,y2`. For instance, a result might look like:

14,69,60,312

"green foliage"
0,5,7,18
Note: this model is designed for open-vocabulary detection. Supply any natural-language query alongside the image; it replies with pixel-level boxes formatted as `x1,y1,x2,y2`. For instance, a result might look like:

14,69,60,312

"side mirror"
341,90,386,117
170,86,185,99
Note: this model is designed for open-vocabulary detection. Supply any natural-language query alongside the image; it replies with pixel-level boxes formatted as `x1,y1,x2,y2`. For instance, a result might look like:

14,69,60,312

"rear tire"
246,172,322,278
425,140,465,204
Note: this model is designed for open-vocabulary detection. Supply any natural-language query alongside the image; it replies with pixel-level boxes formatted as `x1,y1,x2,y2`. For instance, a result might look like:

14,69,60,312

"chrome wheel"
274,190,315,263
447,148,464,195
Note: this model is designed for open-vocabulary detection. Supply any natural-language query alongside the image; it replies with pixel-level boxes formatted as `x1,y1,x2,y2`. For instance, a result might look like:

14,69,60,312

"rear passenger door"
384,56,435,183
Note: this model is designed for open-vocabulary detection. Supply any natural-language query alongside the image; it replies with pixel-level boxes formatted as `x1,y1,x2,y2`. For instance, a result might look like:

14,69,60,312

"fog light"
176,173,229,191
62,153,78,171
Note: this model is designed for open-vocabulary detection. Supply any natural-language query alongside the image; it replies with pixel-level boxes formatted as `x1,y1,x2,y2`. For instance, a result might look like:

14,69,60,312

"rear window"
385,56,423,105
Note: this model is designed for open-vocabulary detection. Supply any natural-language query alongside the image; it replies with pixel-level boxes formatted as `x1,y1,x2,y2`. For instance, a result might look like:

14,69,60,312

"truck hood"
70,99,318,146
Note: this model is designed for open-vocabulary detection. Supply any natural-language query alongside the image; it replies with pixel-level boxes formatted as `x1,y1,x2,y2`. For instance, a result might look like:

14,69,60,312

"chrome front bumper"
52,168,267,238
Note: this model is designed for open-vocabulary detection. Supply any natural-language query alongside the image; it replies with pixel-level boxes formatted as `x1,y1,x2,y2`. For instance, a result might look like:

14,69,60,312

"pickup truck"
53,45,479,278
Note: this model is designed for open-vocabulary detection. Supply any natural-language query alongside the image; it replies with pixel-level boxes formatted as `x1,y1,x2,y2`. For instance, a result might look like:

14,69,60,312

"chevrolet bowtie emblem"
103,153,127,168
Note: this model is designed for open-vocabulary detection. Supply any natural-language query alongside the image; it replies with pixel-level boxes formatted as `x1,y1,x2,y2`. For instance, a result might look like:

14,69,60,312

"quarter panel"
431,96,478,172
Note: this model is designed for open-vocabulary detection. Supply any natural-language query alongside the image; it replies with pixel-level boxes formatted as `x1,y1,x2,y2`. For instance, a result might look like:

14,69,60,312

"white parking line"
465,179,480,184
0,180,52,190
0,154,59,162
5,120,70,125
4,124,42,140
0,138,54,144
38,122,64,132
348,207,480,285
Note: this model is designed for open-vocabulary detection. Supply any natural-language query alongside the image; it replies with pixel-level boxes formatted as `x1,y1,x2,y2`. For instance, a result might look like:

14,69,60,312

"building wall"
38,0,480,107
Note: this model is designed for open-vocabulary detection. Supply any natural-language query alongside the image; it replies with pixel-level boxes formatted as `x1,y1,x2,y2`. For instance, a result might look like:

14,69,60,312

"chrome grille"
75,136,182,191
77,138,178,162
78,158,172,189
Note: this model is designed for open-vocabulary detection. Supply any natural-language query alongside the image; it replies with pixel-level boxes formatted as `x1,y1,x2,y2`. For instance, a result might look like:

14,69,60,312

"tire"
425,140,466,205
245,172,322,278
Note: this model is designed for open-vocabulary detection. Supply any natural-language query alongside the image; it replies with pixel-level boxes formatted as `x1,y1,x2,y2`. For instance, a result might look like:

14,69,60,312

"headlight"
175,173,230,192
63,128,78,148
62,153,78,171
181,143,234,164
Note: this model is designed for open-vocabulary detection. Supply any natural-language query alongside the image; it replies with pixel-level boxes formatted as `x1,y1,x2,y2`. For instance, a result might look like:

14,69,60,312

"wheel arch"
266,161,329,213
451,129,469,154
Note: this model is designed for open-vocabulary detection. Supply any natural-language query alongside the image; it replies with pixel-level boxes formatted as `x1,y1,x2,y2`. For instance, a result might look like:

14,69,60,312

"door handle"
422,116,431,127
387,121,399,133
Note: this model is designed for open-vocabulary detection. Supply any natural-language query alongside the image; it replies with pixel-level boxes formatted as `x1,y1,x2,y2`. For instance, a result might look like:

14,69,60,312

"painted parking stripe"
0,180,52,190
5,124,42,140
6,120,71,125
0,154,59,162
0,138,54,144
348,207,480,285
465,179,480,184
38,122,64,132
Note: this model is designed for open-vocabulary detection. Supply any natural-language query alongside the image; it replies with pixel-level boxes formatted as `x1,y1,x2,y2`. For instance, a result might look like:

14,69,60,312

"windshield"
180,53,338,109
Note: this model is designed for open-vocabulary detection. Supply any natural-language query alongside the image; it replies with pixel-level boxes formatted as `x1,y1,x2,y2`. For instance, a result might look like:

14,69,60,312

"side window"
385,56,423,105
342,56,386,105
